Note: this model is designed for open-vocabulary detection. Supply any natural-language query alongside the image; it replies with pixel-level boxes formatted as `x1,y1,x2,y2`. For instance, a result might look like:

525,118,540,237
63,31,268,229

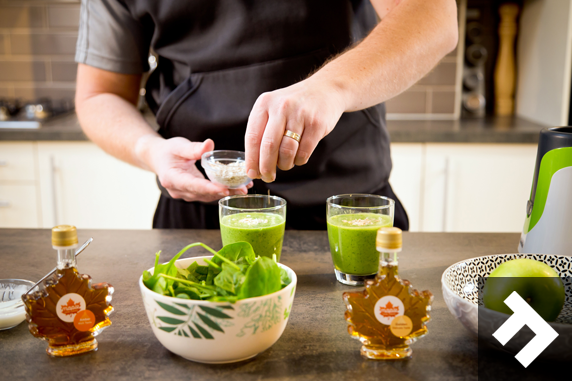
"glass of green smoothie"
219,195,286,261
327,194,394,286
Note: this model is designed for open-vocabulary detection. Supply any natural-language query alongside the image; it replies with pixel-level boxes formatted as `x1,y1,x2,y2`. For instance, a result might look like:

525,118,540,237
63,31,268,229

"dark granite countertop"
0,229,564,380
387,116,546,144
0,113,546,144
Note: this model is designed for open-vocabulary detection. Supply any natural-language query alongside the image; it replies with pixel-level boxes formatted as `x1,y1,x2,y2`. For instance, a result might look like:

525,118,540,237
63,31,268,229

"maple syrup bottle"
343,227,433,360
23,225,113,357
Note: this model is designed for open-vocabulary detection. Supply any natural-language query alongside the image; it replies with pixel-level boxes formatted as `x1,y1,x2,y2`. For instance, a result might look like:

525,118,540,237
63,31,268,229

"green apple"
483,258,565,321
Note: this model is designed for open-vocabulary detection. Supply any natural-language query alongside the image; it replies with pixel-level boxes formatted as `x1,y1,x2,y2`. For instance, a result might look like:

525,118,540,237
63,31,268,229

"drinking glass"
219,195,286,261
327,194,394,286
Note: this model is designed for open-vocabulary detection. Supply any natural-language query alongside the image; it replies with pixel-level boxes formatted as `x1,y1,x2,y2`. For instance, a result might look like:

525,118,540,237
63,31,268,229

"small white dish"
139,256,297,363
201,150,251,189
0,279,35,330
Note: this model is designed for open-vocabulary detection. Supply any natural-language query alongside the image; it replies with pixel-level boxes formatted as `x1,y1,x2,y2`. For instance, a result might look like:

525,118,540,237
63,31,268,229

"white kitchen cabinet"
0,142,42,228
0,184,40,228
0,142,37,182
389,144,424,231
1,140,539,232
421,143,537,232
37,142,160,230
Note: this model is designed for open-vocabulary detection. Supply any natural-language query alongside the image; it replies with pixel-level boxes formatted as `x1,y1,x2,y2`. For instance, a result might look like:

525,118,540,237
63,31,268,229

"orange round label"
73,309,96,332
390,315,413,337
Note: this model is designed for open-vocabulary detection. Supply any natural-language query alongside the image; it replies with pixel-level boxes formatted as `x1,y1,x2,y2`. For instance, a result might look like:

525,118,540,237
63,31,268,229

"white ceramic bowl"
441,253,572,361
0,279,35,330
139,256,297,363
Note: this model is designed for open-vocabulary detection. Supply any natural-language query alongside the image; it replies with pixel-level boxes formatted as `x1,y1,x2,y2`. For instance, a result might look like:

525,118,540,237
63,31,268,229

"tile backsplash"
0,0,79,103
0,0,463,120
385,0,465,120
385,52,461,119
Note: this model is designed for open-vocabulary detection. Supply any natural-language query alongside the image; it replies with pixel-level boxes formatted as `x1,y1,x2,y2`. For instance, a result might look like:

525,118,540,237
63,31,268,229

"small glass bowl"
0,279,35,330
201,150,251,189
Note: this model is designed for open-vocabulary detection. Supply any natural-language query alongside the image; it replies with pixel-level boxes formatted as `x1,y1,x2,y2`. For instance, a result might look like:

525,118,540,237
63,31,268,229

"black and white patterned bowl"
441,253,572,360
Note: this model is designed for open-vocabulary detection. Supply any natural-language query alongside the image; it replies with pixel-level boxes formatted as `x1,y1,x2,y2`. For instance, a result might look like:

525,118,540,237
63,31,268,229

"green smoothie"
327,213,392,275
220,212,286,261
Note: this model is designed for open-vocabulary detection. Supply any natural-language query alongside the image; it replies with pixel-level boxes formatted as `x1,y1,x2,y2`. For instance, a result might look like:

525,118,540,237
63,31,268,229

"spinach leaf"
214,242,255,265
174,284,202,300
280,267,291,288
239,256,282,299
142,242,218,293
143,250,179,291
152,276,168,295
186,262,199,274
143,242,290,302
214,263,246,294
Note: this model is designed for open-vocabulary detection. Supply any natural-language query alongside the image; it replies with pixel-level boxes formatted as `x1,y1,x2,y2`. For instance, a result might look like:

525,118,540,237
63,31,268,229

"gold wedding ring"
283,130,301,143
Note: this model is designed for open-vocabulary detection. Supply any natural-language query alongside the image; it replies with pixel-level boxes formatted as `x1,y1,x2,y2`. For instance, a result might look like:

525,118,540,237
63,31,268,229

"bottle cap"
376,227,402,250
52,225,78,247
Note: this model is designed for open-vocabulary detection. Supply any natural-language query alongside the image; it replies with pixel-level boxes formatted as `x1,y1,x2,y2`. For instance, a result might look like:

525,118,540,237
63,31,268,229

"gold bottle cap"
52,225,78,247
376,227,402,250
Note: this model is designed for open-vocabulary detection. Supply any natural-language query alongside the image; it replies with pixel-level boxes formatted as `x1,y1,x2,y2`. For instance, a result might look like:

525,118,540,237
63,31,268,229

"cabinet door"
0,184,40,228
389,143,424,231
37,142,160,229
423,143,537,232
0,142,36,181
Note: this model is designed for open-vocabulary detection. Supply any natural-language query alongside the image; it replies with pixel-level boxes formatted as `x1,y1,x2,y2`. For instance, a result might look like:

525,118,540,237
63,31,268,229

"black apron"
123,0,408,230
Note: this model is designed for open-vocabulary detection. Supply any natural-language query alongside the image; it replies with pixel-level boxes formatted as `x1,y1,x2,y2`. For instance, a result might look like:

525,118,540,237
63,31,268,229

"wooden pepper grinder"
494,3,519,116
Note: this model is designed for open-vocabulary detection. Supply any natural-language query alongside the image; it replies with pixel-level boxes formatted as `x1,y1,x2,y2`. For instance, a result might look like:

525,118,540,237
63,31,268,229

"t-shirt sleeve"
75,0,151,74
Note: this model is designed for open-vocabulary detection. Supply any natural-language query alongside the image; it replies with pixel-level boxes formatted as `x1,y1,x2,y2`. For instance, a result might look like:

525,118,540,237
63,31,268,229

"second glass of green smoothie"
219,195,286,261
327,194,394,286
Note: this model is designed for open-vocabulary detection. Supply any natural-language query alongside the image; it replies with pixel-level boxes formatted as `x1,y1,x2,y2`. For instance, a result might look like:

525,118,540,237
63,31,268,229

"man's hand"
245,78,346,182
244,0,458,182
139,136,252,202
76,65,251,204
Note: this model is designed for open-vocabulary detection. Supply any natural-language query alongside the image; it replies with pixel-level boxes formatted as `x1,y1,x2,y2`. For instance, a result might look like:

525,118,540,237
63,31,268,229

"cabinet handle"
50,155,59,226
442,157,450,232
0,160,8,167
0,201,11,208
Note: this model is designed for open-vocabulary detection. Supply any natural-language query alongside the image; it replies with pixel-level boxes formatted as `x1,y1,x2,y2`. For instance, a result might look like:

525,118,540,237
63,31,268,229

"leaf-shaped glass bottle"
22,225,114,357
343,227,433,360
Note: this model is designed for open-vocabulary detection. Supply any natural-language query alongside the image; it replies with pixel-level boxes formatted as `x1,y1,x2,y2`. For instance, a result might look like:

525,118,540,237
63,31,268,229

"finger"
245,96,269,179
277,118,303,171
165,189,218,203
229,188,248,196
231,184,249,194
294,115,323,166
259,112,286,182
171,138,214,161
246,181,254,189
171,171,230,198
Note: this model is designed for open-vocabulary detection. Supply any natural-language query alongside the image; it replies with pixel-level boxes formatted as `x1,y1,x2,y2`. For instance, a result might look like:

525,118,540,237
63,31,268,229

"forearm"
76,93,161,171
313,0,458,112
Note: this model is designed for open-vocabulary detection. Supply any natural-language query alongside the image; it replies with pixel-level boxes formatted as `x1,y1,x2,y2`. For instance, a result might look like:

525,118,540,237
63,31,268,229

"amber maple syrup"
343,227,433,360
22,225,113,357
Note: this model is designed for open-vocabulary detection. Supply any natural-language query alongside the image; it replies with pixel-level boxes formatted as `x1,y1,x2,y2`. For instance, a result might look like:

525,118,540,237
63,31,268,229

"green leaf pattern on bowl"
283,286,296,320
236,296,283,337
154,300,235,339
284,302,292,320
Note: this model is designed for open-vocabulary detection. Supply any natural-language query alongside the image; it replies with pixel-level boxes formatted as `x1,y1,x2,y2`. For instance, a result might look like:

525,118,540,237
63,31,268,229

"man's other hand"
139,136,252,202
